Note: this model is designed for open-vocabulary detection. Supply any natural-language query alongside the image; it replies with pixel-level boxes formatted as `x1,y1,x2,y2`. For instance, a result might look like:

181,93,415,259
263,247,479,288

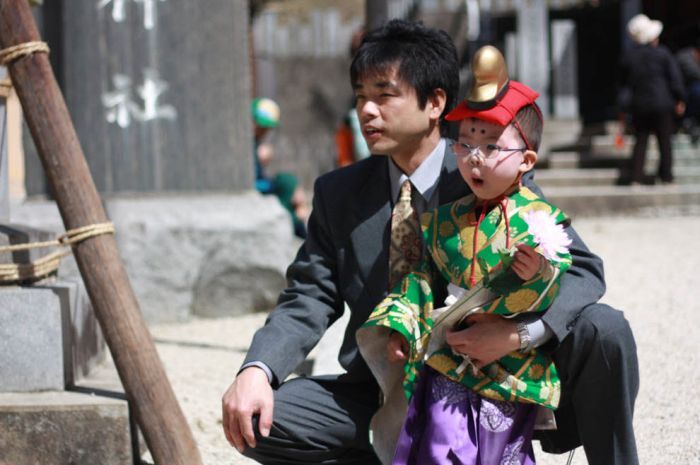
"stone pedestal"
0,277,133,464
0,281,105,392
0,391,132,465
0,287,65,392
0,224,56,274
41,280,106,386
24,1,253,196
11,192,298,323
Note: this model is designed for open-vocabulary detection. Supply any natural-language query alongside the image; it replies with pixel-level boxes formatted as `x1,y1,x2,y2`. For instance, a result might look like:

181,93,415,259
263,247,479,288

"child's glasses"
454,142,527,159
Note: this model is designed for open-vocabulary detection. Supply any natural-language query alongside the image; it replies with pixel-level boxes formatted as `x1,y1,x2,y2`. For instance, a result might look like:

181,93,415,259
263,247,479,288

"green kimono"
361,186,571,410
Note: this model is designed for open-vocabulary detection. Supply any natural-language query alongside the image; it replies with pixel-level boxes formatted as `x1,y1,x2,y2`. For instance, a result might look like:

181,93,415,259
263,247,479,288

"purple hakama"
393,367,537,465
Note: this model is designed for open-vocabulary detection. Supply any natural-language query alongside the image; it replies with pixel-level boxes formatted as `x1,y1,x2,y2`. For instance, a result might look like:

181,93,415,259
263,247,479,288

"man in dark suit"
223,19,639,465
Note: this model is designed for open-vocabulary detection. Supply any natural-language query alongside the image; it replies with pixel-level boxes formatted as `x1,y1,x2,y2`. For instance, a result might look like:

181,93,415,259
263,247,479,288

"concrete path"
149,213,700,465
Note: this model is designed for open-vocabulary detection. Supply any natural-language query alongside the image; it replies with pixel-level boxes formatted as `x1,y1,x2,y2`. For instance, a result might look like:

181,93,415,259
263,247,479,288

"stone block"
72,355,149,459
0,280,105,392
0,391,132,465
25,1,253,196
0,224,57,277
0,287,64,392
105,192,296,321
38,280,105,386
10,193,297,322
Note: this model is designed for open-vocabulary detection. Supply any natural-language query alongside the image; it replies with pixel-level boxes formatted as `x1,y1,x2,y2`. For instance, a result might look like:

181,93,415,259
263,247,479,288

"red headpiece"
445,46,542,149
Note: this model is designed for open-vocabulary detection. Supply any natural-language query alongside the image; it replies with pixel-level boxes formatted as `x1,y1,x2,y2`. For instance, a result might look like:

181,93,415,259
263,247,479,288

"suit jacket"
243,142,605,386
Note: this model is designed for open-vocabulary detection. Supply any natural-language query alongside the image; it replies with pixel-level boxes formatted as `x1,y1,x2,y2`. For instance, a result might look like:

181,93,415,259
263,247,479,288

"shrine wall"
23,0,253,196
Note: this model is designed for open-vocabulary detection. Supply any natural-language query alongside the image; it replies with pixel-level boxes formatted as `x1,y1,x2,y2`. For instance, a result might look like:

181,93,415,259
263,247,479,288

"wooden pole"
1,67,9,222
0,3,203,465
365,0,389,32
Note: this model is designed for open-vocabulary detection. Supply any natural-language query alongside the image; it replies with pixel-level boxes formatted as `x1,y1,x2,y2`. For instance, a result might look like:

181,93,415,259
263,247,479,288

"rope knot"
0,41,50,66
0,221,115,283
58,222,116,246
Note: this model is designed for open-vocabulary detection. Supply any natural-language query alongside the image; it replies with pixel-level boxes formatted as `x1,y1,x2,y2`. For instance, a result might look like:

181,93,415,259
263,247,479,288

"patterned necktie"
388,180,422,289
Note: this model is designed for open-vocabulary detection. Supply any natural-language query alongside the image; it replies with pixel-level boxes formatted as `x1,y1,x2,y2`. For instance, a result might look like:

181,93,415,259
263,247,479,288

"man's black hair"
350,19,460,118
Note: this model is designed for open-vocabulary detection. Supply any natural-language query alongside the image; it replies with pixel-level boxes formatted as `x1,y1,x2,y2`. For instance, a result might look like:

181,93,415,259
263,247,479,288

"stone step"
587,148,700,166
543,183,700,217
591,133,700,153
73,354,148,461
0,390,133,465
535,166,700,187
539,151,580,169
545,148,700,170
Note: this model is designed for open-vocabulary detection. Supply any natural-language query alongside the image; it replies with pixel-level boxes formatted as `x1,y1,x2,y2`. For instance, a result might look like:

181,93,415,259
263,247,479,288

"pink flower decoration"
523,210,571,262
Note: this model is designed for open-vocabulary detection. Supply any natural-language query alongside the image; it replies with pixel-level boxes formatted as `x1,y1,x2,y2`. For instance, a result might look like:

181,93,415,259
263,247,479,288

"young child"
251,97,309,238
357,45,572,465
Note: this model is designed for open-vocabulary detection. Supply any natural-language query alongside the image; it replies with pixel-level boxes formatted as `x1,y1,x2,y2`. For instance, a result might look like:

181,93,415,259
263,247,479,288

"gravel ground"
149,213,700,465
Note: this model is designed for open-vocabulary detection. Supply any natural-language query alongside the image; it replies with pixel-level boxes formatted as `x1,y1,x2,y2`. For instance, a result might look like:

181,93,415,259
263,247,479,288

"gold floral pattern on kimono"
360,187,571,410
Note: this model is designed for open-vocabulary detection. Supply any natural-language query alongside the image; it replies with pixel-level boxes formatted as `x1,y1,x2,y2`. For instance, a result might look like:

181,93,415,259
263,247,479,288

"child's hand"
387,331,409,362
511,244,544,281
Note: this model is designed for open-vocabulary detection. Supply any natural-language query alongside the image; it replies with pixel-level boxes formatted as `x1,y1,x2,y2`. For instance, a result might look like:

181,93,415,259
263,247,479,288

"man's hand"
387,331,409,362
222,367,274,453
445,313,520,368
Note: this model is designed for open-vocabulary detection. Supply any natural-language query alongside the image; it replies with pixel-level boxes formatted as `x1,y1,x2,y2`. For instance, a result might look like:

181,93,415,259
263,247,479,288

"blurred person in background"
676,39,700,145
619,14,685,185
335,26,371,167
252,97,308,238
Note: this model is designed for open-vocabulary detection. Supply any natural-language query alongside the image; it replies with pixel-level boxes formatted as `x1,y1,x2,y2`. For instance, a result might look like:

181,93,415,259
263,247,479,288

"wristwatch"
516,321,531,353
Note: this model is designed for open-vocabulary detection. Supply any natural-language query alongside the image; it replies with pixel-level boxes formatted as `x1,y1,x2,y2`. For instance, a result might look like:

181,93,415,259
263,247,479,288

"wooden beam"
0,3,203,465
0,77,10,98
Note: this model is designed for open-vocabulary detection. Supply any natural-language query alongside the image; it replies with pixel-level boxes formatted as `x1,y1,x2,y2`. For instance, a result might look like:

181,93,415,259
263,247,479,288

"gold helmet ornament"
467,45,510,104
446,45,540,129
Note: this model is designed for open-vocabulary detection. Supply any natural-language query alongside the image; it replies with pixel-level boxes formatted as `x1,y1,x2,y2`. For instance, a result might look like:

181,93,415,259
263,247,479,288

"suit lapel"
350,156,392,295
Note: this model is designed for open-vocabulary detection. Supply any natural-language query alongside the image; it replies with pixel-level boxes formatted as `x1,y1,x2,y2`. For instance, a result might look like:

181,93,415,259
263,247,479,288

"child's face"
455,118,536,200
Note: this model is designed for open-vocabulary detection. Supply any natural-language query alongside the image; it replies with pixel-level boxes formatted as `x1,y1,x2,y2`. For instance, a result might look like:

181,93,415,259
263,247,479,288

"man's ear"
519,150,538,173
428,88,447,120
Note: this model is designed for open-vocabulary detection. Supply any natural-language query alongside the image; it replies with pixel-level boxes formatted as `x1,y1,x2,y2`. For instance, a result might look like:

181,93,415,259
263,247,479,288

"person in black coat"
620,14,686,185
676,41,700,144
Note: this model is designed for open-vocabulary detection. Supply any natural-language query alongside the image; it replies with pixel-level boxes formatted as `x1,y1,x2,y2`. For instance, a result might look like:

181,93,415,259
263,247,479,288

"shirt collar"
388,138,446,204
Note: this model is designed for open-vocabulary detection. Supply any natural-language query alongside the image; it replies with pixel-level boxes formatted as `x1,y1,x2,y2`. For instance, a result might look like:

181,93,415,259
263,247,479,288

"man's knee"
241,377,380,464
574,303,637,357
559,303,639,398
555,305,640,464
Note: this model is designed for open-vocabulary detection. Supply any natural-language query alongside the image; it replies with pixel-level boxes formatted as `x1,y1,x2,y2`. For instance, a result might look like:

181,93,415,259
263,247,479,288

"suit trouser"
245,304,639,465
537,303,640,465
630,111,675,183
244,375,382,465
